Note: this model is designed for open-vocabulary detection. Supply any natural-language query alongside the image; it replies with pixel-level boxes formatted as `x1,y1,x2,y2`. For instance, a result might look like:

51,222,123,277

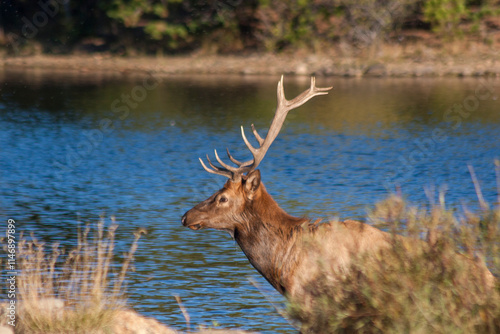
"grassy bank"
0,219,257,333
2,218,144,333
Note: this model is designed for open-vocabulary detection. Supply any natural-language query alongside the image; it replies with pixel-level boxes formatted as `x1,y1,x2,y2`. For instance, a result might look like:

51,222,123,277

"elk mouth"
181,214,204,230
188,223,203,230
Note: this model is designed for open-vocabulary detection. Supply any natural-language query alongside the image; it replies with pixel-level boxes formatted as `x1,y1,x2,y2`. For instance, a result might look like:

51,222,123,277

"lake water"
1,70,499,333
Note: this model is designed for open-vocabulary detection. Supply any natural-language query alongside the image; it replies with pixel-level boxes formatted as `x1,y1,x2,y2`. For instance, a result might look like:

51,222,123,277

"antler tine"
251,124,265,146
240,125,258,155
214,149,241,173
199,155,233,178
226,148,252,168
282,76,333,111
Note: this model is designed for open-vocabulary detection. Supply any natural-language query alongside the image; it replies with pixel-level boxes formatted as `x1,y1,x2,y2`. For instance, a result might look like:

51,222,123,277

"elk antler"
200,75,332,181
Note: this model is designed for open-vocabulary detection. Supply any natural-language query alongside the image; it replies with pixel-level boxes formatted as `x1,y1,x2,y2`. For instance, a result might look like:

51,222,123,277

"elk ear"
244,170,261,197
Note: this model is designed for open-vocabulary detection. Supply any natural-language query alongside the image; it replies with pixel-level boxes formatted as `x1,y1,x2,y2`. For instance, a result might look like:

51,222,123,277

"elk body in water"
181,76,495,301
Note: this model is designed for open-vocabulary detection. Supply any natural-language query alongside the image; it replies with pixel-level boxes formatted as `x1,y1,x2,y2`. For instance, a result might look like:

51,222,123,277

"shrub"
340,0,419,48
423,0,467,39
254,0,336,51
288,192,500,333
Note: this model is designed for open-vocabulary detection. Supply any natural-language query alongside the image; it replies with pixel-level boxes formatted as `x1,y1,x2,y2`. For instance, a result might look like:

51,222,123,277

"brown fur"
182,170,495,299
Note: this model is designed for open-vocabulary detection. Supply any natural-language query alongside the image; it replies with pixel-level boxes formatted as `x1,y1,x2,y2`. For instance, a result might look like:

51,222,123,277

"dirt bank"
2,48,500,78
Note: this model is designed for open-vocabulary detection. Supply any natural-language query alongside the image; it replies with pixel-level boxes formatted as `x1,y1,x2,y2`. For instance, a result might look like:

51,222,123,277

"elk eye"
219,196,228,203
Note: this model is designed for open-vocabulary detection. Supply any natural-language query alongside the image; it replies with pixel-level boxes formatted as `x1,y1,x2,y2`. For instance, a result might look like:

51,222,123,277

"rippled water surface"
1,70,499,333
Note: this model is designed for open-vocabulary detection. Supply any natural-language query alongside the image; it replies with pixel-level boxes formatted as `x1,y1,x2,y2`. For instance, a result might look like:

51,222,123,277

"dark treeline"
0,0,499,55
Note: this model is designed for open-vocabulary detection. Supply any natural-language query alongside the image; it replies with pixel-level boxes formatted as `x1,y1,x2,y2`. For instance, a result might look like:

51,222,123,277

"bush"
288,192,500,333
253,0,336,51
340,0,419,48
423,0,467,39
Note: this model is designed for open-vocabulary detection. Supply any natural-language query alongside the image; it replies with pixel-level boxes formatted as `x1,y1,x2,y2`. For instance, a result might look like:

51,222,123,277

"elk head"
181,76,332,236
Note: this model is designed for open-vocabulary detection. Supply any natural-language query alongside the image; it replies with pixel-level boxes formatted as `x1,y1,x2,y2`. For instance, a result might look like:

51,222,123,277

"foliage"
339,0,419,48
254,0,336,51
106,0,190,49
423,0,467,39
0,0,499,54
288,192,500,333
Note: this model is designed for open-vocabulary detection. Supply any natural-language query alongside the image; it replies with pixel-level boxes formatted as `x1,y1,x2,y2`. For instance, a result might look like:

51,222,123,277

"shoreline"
0,300,257,334
2,53,500,78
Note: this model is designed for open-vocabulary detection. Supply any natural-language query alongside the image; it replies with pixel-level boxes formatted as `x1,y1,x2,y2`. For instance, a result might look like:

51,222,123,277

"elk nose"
181,214,187,226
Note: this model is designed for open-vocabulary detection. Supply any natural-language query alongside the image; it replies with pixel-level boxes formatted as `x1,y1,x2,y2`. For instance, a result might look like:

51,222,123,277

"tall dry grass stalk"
12,217,145,333
288,166,500,333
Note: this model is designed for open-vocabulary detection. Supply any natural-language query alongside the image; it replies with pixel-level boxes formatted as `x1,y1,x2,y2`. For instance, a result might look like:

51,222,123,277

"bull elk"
181,76,495,302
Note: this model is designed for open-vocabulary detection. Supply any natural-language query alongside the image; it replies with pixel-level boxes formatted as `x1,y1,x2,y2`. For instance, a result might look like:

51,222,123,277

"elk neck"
234,182,308,294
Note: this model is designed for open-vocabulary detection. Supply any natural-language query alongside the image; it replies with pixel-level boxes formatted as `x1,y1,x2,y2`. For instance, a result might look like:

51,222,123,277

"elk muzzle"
181,209,205,230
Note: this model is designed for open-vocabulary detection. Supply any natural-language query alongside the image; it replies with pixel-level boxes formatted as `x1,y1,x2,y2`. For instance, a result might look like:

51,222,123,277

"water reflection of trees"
1,72,498,136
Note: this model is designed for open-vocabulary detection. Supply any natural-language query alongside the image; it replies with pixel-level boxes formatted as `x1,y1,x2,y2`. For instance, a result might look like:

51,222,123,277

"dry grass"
9,217,145,334
288,167,500,333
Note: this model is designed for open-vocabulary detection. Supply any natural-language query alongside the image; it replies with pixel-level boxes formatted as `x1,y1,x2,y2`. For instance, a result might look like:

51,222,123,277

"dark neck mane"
233,184,309,294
